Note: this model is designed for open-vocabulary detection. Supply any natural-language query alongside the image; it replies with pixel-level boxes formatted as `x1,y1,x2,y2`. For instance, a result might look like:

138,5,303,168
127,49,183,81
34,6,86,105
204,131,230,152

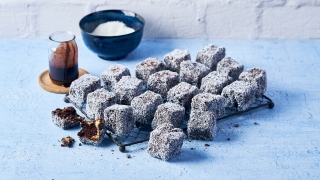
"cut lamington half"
52,107,84,129
77,119,106,146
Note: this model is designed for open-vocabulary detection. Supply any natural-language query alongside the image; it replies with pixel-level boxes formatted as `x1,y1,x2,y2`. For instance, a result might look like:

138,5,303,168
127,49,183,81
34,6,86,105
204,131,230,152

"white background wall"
0,0,319,39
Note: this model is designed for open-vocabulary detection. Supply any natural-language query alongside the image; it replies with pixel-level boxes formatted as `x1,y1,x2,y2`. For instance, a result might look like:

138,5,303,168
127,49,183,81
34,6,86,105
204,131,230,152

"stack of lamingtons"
54,44,267,161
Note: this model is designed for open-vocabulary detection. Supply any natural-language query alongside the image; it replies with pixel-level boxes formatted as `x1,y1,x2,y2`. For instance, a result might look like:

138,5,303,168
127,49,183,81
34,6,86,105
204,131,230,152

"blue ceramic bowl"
79,10,145,60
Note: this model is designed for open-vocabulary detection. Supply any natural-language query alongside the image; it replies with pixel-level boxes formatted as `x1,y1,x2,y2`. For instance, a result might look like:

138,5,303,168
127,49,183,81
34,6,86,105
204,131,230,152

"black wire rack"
64,94,274,152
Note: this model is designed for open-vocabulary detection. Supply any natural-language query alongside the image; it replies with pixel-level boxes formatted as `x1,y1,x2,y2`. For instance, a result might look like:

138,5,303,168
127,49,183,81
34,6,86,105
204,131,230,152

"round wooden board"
38,68,89,94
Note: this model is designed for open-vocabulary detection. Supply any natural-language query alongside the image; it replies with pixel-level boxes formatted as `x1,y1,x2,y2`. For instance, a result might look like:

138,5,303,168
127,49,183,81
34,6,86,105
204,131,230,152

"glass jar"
49,31,78,86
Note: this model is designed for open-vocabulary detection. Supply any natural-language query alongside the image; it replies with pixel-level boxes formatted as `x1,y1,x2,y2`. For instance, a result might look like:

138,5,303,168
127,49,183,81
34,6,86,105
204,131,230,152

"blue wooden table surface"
0,39,319,179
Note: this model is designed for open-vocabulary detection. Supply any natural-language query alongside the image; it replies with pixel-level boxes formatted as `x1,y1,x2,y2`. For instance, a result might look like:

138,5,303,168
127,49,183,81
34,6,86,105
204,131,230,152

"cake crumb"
126,154,131,158
204,144,210,147
60,136,75,147
234,124,239,127
254,122,259,125
79,143,82,146
227,138,231,141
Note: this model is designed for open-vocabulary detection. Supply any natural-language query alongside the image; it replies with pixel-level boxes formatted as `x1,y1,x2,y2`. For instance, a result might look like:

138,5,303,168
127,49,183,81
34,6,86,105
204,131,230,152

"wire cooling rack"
64,94,274,152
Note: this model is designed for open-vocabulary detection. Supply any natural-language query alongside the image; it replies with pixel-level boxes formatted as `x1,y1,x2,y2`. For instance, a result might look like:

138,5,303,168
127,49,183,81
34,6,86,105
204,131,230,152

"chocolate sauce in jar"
49,64,78,86
49,32,78,86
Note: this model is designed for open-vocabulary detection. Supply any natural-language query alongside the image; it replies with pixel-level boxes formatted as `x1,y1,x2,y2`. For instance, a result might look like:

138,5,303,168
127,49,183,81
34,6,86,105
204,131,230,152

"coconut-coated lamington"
196,44,226,71
239,68,267,97
104,104,134,136
151,102,185,129
217,57,244,80
163,49,191,73
113,76,144,105
147,123,185,161
187,110,217,141
86,89,116,120
191,93,226,118
179,60,210,87
147,70,179,100
221,81,257,111
200,71,233,95
167,82,199,110
100,64,131,91
77,119,106,146
131,91,163,124
68,74,100,104
52,107,84,129
135,57,166,84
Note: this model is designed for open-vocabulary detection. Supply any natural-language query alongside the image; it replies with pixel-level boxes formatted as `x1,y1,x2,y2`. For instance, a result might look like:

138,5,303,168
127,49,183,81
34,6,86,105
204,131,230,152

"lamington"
135,57,166,84
131,91,163,124
113,76,144,105
196,44,226,71
147,70,179,100
221,81,257,111
187,110,217,141
86,89,116,120
239,68,267,97
147,123,185,161
167,82,199,110
100,64,131,91
163,49,191,73
104,104,134,136
68,74,100,104
191,93,226,118
217,57,244,80
151,102,185,129
77,119,106,146
200,71,233,94
52,107,84,129
179,60,210,87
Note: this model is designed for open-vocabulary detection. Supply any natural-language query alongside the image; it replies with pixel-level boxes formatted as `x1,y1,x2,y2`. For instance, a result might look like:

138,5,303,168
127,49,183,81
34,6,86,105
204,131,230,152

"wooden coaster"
38,68,89,94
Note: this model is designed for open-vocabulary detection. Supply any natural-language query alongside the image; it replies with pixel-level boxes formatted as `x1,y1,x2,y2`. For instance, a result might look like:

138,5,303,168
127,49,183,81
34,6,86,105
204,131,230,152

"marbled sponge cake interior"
52,106,84,129
77,119,106,146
